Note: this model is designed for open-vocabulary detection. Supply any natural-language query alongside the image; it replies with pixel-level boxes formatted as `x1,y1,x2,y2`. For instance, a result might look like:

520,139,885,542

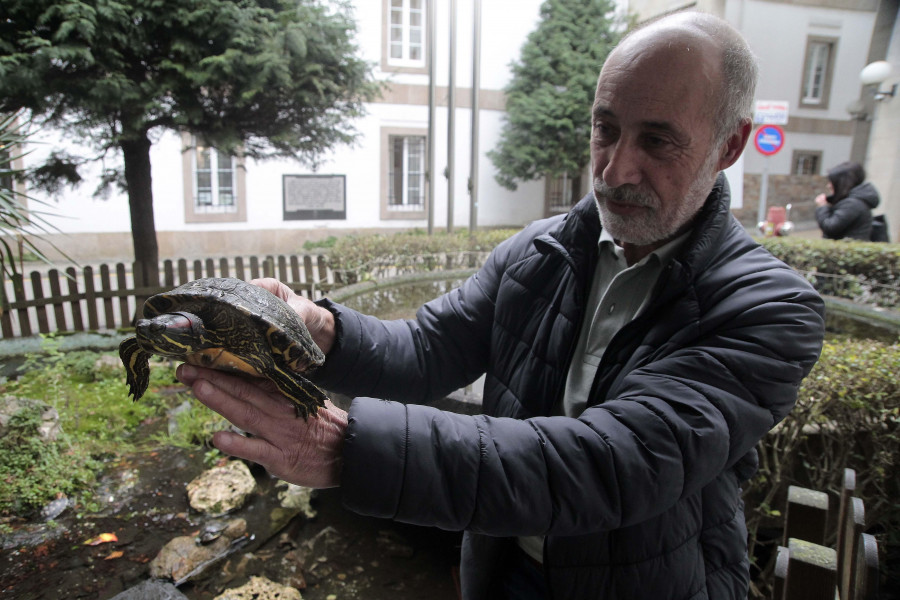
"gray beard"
592,159,718,245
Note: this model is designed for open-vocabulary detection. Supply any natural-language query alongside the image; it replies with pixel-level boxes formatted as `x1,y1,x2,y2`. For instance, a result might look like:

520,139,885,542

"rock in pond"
149,518,249,584
0,396,62,441
276,482,317,519
108,579,189,600
213,575,302,600
186,460,256,516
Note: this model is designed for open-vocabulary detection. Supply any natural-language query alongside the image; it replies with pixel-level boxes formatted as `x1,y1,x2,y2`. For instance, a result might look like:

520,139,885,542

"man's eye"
592,122,614,141
643,135,674,152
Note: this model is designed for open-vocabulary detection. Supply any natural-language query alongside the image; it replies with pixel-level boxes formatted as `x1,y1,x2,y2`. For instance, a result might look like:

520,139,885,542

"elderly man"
177,11,825,599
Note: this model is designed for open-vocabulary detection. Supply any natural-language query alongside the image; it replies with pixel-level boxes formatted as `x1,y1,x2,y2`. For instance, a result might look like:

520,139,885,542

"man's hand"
252,278,336,354
814,193,828,207
177,364,347,488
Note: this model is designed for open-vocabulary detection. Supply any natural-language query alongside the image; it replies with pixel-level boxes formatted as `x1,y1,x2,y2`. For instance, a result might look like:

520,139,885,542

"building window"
799,37,837,109
545,171,584,216
546,173,573,214
382,0,427,73
194,144,236,213
0,123,25,200
389,135,426,210
182,134,247,223
792,150,822,176
381,127,428,220
0,144,12,193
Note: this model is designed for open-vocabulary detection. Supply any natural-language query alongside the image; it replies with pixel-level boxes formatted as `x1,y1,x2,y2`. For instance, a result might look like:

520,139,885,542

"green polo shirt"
559,228,688,417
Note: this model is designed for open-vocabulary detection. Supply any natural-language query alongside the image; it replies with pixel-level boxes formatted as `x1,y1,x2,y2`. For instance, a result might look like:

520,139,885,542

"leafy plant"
0,111,69,294
153,401,230,450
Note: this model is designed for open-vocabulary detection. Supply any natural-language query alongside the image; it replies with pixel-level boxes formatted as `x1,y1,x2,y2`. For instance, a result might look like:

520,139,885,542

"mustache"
592,179,656,208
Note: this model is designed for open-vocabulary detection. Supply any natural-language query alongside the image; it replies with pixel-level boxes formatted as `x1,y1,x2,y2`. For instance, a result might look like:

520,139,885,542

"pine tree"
488,0,625,204
0,0,380,286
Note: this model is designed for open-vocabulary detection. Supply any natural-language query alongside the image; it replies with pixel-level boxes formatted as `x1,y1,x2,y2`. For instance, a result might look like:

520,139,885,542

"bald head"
612,12,758,144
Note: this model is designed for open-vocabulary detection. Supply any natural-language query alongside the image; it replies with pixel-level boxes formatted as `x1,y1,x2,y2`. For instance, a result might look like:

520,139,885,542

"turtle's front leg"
119,337,152,401
266,369,329,420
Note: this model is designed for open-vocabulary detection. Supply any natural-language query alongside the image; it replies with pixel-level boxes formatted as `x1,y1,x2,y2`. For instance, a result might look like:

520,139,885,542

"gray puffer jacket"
312,174,826,599
815,181,880,240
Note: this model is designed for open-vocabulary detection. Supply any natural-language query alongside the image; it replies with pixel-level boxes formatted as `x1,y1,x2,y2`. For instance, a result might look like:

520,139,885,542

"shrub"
0,341,183,515
0,402,98,516
761,237,900,308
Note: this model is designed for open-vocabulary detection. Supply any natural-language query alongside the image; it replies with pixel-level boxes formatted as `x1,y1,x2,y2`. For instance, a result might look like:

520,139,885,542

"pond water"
823,300,900,344
339,279,466,321
0,417,461,600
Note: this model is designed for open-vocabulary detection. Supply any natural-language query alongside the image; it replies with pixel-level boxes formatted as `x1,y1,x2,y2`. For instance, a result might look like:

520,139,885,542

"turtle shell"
143,277,324,372
121,277,328,419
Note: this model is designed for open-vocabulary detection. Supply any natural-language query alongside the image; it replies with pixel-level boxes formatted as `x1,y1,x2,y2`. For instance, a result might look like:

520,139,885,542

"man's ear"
716,118,753,171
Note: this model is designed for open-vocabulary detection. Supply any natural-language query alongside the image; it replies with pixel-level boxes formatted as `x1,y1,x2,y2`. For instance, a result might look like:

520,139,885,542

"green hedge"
317,231,900,308
761,237,900,308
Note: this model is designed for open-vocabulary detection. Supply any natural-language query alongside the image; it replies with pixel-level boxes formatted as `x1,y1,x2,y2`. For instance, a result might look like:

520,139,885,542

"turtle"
119,277,328,419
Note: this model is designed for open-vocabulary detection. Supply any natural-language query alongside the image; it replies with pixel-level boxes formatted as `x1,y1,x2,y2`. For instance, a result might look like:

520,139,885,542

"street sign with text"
754,100,789,125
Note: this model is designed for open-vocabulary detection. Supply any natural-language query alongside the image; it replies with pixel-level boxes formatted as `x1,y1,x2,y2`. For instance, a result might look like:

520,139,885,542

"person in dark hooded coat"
815,161,881,240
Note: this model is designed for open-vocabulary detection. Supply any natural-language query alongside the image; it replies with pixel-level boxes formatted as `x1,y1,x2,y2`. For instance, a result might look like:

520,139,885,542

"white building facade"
22,0,549,262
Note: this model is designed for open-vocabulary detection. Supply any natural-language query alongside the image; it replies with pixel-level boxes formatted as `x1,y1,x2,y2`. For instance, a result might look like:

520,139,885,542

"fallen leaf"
85,533,119,546
104,550,124,560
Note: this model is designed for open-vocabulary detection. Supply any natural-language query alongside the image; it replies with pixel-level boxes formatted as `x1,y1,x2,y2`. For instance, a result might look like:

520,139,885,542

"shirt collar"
598,228,689,268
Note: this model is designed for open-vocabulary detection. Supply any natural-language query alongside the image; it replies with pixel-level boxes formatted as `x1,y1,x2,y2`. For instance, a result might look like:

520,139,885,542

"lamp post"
860,60,897,101
858,59,897,245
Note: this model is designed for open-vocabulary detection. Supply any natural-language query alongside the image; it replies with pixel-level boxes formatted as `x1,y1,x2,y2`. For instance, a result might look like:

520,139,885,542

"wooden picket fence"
774,468,880,600
0,254,336,340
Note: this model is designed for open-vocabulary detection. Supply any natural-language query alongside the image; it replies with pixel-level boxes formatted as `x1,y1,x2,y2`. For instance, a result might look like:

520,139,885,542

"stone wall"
733,173,827,228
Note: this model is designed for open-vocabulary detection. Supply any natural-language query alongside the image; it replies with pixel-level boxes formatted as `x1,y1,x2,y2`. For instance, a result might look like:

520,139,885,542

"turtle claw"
269,373,328,420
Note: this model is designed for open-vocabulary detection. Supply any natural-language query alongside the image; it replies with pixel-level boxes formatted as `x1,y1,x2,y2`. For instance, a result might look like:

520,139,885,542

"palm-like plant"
1,112,67,308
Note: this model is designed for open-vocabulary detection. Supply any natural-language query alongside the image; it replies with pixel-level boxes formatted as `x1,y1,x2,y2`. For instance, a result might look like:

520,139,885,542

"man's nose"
599,140,642,188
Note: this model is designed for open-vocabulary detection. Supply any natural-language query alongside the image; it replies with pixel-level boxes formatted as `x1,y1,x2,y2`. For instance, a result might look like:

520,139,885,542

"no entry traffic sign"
754,124,785,156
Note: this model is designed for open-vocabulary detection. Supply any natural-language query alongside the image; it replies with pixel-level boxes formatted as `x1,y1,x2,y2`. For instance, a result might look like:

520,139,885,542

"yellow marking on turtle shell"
185,348,262,377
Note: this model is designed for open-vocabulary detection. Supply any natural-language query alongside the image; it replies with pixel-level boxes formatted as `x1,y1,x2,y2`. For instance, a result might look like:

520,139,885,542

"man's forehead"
601,21,721,77
594,29,719,108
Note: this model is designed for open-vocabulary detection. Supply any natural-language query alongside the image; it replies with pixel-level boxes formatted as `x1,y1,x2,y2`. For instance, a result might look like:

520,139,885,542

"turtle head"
136,311,208,357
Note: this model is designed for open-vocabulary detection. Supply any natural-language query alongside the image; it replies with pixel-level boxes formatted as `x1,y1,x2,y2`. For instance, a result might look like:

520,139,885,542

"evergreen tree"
488,0,625,204
0,0,380,286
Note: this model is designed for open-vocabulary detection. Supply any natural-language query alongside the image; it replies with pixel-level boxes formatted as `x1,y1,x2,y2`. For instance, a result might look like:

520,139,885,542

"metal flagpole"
426,0,437,235
468,0,481,235
447,0,457,233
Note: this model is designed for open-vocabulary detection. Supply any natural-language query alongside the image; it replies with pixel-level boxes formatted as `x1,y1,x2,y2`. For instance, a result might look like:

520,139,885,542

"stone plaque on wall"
283,174,346,220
